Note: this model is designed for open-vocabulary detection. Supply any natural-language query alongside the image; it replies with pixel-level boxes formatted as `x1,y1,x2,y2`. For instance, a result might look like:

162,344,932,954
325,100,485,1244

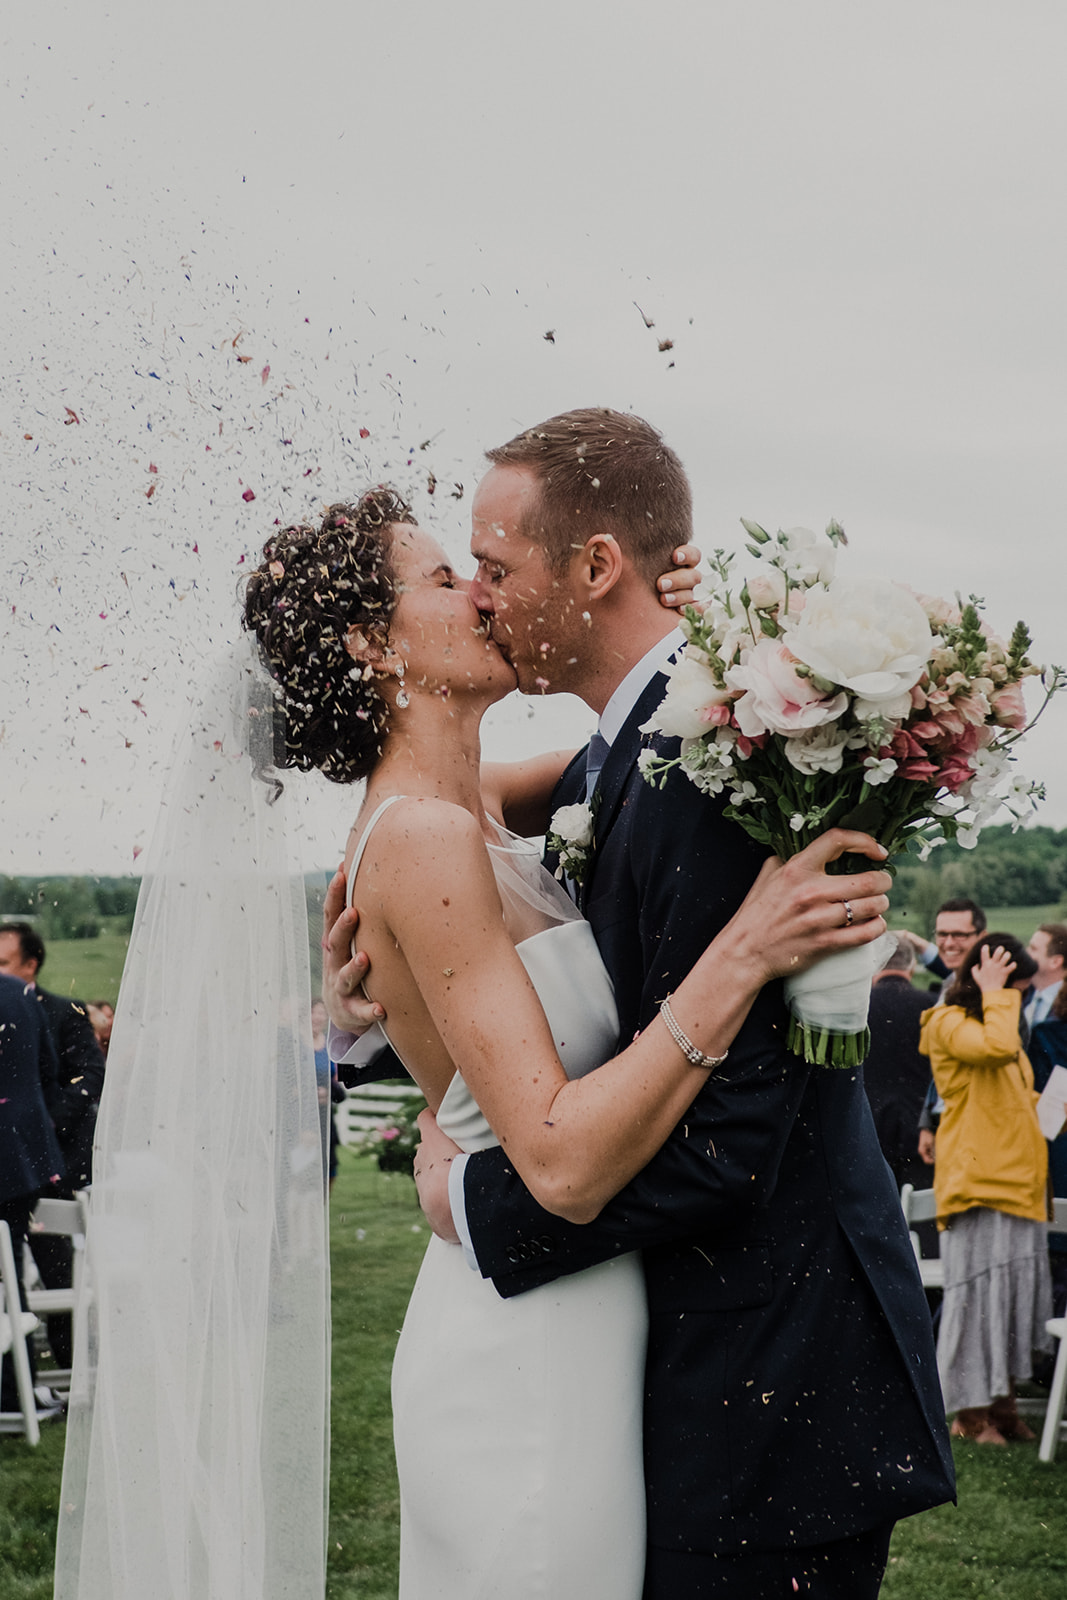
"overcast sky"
3,0,1065,875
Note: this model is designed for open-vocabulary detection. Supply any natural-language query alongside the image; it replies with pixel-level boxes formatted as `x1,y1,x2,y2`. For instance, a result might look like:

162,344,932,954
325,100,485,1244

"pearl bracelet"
659,997,729,1071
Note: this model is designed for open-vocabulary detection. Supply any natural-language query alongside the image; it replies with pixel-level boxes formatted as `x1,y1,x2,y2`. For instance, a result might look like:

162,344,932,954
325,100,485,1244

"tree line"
2,822,1066,945
891,824,1067,934
0,876,140,941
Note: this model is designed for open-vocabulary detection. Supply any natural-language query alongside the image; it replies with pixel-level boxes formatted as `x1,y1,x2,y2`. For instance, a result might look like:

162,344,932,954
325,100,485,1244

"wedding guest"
0,923,105,1369
864,936,938,1246
908,898,987,1164
902,897,987,995
1024,922,1067,1031
87,1000,115,1059
920,932,1051,1443
1027,980,1067,1330
0,924,106,1188
0,972,67,1419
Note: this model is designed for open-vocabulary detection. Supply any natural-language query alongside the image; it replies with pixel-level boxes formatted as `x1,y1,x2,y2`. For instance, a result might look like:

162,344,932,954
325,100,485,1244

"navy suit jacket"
35,987,106,1189
463,673,954,1554
0,973,67,1204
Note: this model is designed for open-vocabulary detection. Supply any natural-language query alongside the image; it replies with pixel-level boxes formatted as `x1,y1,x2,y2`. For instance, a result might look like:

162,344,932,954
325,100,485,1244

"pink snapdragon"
992,680,1027,729
936,755,975,792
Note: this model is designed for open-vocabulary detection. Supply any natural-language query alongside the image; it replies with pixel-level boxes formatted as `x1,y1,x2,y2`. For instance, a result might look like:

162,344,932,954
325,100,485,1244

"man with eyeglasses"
902,899,987,1165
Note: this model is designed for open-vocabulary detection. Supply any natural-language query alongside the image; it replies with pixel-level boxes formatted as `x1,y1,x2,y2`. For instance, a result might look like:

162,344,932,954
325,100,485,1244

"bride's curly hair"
242,488,416,784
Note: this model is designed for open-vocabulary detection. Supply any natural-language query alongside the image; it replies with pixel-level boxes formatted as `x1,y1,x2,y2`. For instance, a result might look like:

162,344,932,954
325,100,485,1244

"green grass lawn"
34,922,131,1008
3,1150,1067,1598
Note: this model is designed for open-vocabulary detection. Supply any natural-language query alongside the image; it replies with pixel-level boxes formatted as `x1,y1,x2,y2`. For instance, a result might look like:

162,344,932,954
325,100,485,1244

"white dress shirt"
1026,979,1063,1031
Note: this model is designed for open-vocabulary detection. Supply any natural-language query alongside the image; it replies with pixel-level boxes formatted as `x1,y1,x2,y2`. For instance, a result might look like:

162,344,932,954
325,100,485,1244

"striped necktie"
584,731,611,802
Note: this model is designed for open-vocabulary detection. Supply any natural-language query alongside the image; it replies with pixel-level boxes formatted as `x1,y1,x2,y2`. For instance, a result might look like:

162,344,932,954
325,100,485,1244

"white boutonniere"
546,800,596,884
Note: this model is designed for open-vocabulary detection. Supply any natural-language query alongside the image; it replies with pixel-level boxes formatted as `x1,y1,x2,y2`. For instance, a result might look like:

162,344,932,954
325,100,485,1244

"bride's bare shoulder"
356,796,489,881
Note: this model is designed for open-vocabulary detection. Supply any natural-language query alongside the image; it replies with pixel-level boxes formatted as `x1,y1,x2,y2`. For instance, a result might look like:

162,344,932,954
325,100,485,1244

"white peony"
785,577,933,705
851,687,914,725
640,647,730,740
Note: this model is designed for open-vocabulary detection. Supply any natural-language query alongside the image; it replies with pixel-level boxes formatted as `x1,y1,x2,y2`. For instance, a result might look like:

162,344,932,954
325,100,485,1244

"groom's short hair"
484,408,692,582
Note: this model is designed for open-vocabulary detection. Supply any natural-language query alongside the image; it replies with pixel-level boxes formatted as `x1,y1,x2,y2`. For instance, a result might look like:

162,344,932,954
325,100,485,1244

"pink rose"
702,703,733,727
726,638,848,739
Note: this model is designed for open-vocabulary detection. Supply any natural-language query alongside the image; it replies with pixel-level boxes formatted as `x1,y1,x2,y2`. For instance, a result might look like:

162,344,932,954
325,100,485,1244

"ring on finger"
842,900,854,928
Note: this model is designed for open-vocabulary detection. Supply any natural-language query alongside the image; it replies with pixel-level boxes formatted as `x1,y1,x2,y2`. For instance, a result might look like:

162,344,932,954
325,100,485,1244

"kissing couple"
318,408,954,1599
55,407,953,1600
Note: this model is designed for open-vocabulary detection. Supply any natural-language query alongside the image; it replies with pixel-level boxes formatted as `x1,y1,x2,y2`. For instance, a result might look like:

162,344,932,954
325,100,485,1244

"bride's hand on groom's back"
321,866,386,1034
413,1110,463,1244
717,830,892,989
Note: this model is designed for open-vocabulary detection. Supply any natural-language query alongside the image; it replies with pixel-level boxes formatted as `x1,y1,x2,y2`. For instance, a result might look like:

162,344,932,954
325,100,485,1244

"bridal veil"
55,641,329,1599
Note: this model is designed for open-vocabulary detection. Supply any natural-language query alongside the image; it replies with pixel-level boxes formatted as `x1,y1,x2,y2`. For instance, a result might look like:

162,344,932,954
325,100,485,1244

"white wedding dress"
348,798,647,1600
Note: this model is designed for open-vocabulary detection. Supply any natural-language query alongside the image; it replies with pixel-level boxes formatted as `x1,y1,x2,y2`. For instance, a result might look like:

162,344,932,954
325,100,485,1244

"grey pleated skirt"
937,1206,1054,1413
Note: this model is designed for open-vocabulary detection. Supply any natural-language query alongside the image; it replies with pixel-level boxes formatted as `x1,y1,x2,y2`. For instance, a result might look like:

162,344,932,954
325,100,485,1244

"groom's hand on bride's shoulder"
321,865,385,1034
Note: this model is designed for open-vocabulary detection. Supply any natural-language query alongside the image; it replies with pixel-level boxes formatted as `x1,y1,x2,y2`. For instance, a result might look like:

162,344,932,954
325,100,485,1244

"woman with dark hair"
240,489,891,1597
920,932,1053,1445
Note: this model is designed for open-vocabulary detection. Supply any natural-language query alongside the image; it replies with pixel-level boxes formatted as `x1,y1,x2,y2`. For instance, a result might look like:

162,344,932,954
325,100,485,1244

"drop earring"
395,661,410,710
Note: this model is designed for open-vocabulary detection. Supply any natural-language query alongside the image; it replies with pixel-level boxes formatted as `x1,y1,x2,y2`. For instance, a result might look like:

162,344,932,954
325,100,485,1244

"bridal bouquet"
640,519,1064,1066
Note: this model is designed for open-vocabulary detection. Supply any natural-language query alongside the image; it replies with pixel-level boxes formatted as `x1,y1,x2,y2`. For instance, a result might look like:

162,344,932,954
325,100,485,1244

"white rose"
782,724,851,775
550,804,594,847
785,577,932,705
640,647,730,740
746,566,787,610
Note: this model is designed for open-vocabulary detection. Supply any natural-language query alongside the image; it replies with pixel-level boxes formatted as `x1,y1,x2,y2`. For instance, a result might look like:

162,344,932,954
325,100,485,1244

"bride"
240,489,889,1598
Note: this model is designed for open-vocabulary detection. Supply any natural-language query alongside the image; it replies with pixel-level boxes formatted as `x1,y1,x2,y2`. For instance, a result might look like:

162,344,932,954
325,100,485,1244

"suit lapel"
581,669,669,909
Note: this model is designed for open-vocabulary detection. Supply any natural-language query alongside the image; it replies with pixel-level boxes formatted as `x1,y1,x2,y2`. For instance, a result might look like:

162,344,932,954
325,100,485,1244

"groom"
331,409,954,1596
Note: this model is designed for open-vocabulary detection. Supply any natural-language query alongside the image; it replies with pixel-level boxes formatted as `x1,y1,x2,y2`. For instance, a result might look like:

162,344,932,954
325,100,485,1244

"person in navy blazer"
0,970,66,1411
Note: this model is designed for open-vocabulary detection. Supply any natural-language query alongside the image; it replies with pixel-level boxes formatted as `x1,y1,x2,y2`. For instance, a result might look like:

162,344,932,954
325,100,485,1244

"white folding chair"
334,1081,426,1147
899,1182,943,1291
1038,1197,1067,1463
25,1191,90,1393
0,1219,41,1446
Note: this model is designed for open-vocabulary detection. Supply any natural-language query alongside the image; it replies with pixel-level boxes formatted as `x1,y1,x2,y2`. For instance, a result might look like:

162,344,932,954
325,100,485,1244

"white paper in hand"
1036,1063,1067,1141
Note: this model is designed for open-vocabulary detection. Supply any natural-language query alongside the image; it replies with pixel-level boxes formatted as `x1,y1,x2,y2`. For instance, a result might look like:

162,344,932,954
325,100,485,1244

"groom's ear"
576,532,626,602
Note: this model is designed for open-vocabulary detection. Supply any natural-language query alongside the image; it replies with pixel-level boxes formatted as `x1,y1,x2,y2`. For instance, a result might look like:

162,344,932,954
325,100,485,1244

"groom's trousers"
642,1521,894,1599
